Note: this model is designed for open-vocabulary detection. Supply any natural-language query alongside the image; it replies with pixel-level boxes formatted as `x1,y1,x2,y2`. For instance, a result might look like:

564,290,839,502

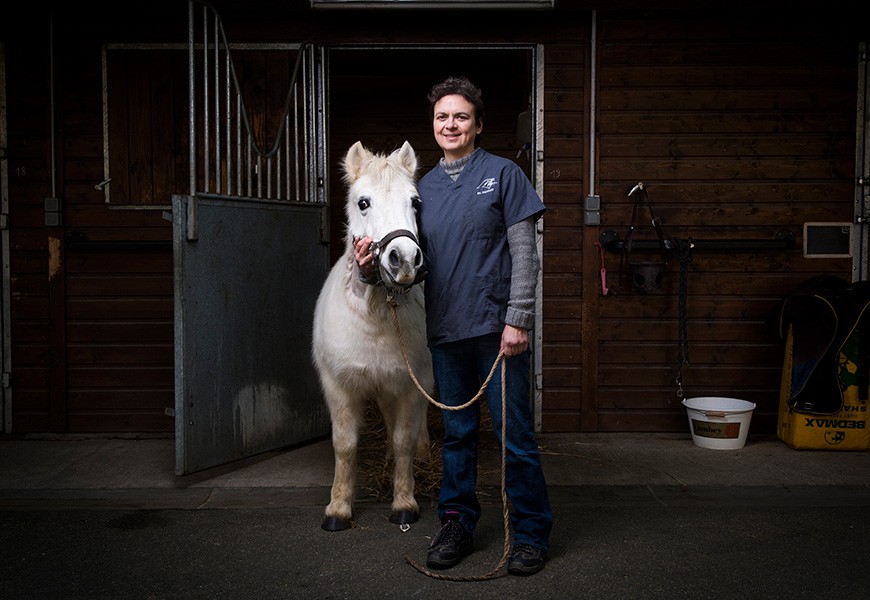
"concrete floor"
1,432,867,508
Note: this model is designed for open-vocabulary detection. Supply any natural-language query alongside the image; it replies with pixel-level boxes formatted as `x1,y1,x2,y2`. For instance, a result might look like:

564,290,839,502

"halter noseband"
370,229,419,260
369,229,427,291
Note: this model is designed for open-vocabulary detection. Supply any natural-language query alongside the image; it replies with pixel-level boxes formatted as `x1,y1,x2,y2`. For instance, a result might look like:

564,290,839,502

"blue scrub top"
417,148,545,347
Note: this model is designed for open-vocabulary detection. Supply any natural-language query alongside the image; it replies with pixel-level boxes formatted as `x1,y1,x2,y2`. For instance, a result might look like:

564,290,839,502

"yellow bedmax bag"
776,276,870,450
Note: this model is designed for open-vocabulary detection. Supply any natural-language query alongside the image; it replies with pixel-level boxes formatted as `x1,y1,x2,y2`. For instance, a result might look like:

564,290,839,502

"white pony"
312,141,433,532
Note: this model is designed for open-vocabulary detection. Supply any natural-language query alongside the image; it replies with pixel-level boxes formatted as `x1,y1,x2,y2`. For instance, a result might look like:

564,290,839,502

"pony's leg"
379,391,423,525
413,358,434,461
414,395,431,462
322,376,364,532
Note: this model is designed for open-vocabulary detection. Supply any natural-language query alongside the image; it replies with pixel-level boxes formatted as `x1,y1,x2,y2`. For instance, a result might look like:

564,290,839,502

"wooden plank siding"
63,250,174,432
6,20,177,432
588,10,860,433
2,3,865,435
540,33,589,432
105,48,190,207
6,26,56,432
61,39,178,432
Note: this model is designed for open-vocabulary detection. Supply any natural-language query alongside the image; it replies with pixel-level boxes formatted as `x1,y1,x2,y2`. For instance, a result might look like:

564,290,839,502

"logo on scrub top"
476,178,497,195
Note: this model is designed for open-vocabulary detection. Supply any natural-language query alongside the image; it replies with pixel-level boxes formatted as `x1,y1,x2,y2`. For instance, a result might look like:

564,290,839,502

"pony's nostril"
415,249,423,268
389,249,401,269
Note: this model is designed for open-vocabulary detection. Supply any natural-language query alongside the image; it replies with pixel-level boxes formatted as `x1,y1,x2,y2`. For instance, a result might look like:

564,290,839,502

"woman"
416,75,552,576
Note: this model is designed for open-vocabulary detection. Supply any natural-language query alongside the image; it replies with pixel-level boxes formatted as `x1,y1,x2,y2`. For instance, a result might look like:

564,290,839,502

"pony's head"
342,141,425,294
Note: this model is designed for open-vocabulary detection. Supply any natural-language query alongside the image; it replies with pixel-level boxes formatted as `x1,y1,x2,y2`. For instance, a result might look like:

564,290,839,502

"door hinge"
187,196,199,241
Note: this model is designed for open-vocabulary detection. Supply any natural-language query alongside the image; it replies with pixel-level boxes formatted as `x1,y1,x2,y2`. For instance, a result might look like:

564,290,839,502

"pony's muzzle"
373,229,426,292
385,246,423,285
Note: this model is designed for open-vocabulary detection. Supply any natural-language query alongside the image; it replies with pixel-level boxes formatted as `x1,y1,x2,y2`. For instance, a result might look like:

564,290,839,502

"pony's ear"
394,141,418,177
343,141,368,184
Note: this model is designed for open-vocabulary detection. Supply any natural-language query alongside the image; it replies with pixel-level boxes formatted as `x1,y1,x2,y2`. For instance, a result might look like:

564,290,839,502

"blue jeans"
431,333,553,552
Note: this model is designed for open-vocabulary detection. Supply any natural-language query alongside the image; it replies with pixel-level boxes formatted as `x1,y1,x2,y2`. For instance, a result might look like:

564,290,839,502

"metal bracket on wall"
599,229,795,253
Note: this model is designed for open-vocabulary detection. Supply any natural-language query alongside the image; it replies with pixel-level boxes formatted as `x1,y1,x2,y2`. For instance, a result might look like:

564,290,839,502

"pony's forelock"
343,142,417,187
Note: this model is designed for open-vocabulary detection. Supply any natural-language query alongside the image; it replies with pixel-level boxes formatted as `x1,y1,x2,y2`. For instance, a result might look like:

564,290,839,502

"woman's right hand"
353,236,375,278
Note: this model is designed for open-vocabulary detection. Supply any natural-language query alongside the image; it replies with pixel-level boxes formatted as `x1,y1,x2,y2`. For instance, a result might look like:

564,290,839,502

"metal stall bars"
187,0,325,210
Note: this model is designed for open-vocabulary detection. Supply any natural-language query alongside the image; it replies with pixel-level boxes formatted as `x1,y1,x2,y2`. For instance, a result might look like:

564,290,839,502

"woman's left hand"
500,324,529,357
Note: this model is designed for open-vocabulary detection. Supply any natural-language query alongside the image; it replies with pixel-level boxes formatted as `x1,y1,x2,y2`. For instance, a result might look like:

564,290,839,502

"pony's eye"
357,197,371,211
411,195,421,211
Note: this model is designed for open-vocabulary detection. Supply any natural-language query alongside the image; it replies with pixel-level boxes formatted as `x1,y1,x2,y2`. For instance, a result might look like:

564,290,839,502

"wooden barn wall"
584,10,861,434
3,3,864,435
537,21,589,432
6,8,186,432
5,33,55,432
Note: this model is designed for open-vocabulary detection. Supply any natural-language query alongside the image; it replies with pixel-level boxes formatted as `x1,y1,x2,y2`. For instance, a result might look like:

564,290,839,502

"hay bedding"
358,401,498,503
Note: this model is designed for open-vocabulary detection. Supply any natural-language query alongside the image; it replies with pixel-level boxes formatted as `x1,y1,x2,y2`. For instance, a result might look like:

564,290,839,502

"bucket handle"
702,411,728,418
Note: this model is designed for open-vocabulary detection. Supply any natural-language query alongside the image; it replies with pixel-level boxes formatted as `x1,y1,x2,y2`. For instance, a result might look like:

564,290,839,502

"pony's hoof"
389,509,419,525
321,516,353,531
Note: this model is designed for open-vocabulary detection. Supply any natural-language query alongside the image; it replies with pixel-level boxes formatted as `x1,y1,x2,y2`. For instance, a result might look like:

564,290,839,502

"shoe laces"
434,518,465,546
513,543,537,557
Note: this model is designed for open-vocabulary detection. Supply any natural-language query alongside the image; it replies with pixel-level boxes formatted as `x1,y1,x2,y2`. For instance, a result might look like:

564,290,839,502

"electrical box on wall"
803,222,852,258
584,195,600,226
44,197,63,227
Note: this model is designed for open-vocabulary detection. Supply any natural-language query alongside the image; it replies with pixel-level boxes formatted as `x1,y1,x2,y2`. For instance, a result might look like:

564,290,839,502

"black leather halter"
371,229,427,291
371,229,419,259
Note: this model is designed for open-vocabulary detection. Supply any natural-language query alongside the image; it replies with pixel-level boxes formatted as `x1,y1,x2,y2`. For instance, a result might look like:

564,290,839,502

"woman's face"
432,94,483,162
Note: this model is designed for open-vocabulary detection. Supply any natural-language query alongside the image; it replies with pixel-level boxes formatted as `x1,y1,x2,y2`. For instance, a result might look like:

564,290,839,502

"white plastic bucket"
682,396,756,450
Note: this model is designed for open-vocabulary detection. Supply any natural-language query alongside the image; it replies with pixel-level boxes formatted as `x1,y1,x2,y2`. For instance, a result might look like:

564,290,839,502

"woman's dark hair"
427,76,485,125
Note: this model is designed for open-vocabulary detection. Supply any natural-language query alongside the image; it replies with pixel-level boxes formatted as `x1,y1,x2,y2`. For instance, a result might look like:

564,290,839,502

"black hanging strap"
671,237,694,398
618,182,669,293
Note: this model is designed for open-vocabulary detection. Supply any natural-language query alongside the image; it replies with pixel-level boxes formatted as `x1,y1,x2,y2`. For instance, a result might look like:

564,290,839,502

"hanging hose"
671,237,694,398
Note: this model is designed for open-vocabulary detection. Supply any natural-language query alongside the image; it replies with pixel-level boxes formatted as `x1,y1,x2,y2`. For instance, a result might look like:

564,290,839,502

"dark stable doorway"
326,46,535,264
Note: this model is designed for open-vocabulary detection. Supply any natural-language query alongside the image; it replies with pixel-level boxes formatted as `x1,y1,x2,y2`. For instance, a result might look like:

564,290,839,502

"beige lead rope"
388,296,512,581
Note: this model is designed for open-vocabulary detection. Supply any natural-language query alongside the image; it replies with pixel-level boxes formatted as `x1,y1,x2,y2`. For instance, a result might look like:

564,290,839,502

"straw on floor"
357,402,498,503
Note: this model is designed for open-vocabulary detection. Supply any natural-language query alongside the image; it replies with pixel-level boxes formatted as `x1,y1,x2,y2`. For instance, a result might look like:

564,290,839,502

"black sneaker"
426,514,473,569
508,543,546,575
